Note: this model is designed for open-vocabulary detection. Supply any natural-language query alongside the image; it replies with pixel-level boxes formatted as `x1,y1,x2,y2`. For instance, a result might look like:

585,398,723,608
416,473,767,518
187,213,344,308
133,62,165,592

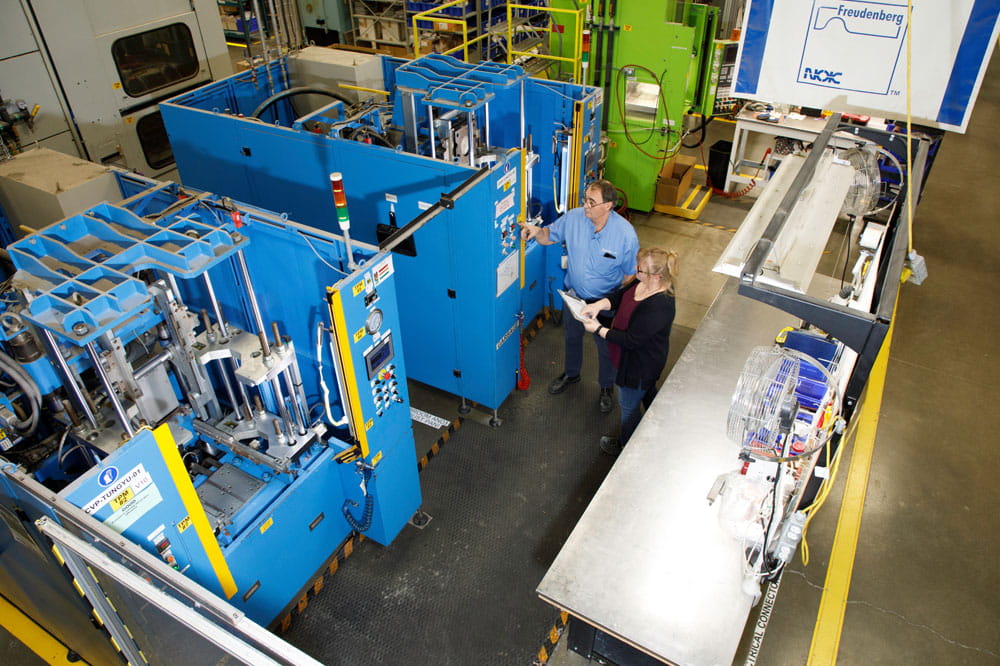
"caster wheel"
489,416,503,428
457,402,471,415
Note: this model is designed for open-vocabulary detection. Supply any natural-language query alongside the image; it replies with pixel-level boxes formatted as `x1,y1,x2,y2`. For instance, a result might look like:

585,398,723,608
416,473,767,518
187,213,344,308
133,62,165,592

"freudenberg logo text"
836,4,904,26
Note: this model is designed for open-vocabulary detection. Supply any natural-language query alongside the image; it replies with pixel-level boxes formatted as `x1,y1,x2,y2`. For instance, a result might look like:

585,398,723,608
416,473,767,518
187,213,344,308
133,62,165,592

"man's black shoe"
599,387,613,413
600,436,622,456
548,373,581,394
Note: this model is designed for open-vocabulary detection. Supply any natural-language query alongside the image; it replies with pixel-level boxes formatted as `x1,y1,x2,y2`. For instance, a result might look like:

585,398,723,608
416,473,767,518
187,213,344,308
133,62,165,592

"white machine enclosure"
1,0,231,177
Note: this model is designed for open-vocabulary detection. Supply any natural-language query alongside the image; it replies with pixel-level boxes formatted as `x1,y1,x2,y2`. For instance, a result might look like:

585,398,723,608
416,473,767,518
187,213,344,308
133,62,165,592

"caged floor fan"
727,345,840,461
718,344,843,597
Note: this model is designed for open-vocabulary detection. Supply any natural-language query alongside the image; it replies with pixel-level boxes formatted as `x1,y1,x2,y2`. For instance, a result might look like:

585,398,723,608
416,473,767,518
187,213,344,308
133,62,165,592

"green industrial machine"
550,1,722,211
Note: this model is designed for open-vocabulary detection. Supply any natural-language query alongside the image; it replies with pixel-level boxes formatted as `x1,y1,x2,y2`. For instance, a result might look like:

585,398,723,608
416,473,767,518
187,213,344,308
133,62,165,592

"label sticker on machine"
83,464,154,515
496,251,519,297
372,257,394,285
103,482,164,534
497,169,517,191
495,192,515,218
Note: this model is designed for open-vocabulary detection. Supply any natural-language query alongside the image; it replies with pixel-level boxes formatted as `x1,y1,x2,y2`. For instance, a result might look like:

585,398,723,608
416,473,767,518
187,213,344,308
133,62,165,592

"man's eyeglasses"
584,197,610,208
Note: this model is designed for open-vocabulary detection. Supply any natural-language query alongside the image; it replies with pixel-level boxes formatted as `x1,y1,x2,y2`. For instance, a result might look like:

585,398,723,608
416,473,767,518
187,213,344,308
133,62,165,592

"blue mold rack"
8,199,247,346
394,54,524,109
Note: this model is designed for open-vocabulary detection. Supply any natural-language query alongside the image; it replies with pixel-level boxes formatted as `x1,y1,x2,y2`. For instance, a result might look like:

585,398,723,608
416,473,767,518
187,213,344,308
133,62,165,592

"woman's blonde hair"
637,247,679,296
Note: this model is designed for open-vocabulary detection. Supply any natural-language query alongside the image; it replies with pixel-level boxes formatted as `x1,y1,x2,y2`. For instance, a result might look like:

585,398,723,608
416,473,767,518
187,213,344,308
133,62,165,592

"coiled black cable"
342,465,374,532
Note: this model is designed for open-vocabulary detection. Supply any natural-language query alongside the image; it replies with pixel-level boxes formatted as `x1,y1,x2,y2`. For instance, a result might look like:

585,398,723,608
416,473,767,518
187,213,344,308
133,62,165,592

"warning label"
83,464,153,515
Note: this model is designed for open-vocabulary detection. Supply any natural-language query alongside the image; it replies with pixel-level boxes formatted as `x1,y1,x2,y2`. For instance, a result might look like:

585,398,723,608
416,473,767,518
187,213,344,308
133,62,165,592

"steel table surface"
537,278,837,666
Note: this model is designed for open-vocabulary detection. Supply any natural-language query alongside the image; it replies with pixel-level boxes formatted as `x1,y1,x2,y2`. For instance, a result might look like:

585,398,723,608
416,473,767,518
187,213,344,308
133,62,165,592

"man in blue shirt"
521,179,638,412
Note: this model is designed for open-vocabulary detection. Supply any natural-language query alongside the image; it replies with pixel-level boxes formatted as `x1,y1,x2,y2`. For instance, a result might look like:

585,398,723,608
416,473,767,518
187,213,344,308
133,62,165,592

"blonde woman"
580,247,678,455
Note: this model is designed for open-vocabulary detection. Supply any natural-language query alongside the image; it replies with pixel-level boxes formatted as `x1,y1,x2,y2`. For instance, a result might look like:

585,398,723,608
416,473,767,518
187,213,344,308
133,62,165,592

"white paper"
558,289,592,323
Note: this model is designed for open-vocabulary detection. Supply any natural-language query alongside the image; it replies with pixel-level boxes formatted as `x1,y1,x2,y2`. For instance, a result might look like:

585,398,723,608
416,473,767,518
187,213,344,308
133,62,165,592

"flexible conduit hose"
251,87,354,120
0,350,42,435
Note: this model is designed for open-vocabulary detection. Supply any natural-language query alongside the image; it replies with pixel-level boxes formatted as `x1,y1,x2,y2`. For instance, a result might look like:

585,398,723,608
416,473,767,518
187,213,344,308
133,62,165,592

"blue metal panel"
61,429,232,596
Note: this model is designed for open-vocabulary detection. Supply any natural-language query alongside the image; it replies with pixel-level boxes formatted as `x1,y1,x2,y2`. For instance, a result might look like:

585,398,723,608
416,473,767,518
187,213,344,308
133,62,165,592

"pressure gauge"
365,308,384,334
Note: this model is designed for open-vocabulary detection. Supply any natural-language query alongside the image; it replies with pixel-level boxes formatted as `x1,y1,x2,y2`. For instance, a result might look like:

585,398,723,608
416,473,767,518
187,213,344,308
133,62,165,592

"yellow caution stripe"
535,611,570,663
807,318,895,664
417,416,466,472
152,425,238,599
0,594,87,665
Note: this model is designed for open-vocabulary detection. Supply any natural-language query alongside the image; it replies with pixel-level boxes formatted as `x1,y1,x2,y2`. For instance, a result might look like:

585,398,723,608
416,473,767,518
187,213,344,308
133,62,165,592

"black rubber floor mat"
281,320,618,664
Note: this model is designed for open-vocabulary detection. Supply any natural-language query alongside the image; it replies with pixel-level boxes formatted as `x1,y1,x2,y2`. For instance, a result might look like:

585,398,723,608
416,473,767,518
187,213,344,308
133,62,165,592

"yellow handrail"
506,4,584,82
408,1,584,78
411,0,476,61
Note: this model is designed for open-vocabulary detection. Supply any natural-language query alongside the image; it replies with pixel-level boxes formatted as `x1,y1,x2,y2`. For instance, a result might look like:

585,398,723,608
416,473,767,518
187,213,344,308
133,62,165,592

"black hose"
682,114,714,149
251,86,353,120
0,350,41,435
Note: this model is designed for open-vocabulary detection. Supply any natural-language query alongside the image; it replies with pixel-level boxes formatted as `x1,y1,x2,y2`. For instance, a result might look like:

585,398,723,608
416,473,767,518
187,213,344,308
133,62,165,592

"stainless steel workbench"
537,279,833,666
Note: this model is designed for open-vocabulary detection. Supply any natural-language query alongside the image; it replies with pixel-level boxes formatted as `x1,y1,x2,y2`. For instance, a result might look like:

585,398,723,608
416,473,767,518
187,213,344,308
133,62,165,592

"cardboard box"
655,154,696,206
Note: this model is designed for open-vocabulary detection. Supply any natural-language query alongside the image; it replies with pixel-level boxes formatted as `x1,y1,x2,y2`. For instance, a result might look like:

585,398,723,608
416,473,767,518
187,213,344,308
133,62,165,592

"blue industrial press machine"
0,171,421,641
160,52,602,419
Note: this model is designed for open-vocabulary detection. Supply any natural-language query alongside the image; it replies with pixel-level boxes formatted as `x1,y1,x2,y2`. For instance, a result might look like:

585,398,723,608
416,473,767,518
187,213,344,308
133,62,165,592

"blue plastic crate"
406,0,473,17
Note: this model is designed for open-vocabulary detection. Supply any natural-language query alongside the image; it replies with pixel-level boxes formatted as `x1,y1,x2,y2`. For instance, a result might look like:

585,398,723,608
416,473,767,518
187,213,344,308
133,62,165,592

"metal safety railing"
409,1,584,83
410,0,489,63
505,4,583,83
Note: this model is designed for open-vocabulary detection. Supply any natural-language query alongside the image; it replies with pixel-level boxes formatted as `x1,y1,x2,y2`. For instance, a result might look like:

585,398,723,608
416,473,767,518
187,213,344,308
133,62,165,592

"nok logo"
803,67,842,84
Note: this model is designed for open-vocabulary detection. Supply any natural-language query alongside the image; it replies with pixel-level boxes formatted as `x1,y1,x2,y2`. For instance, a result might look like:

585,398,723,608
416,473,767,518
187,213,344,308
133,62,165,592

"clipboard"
557,289,591,323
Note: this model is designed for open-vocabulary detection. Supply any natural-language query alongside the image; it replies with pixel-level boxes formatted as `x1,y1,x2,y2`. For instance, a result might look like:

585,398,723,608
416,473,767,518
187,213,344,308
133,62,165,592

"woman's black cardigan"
603,284,676,389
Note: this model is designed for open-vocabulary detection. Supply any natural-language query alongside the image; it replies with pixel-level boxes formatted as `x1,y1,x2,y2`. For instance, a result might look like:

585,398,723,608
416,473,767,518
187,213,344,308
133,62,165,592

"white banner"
733,0,1000,132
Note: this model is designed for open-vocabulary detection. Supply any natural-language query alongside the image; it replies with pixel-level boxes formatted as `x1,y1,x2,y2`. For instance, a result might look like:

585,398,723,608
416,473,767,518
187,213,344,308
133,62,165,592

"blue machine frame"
0,172,420,626
160,53,602,412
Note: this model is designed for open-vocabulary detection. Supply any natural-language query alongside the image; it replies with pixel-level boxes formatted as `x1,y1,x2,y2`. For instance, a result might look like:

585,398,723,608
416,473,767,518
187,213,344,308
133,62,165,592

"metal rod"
216,360,242,420
86,343,134,437
166,273,184,306
282,369,307,435
467,111,476,166
484,102,491,148
40,329,98,430
134,350,173,381
233,359,252,414
428,106,437,159
269,377,293,438
520,80,526,147
287,357,310,425
265,0,289,89
203,272,230,340
271,321,284,352
250,0,274,94
235,250,269,355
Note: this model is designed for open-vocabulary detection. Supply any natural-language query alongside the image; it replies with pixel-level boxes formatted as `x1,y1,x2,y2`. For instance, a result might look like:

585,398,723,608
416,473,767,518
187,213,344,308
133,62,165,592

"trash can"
708,140,732,190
